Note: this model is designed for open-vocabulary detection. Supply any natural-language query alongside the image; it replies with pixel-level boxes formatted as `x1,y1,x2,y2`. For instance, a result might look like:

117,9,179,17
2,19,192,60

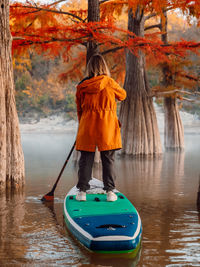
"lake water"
0,132,200,266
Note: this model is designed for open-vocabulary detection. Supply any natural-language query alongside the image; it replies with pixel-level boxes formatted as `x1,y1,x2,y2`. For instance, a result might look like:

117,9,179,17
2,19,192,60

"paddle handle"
51,141,76,193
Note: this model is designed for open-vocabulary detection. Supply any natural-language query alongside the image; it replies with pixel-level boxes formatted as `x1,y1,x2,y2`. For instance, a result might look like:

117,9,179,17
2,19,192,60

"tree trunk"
73,0,101,163
86,0,100,63
87,0,100,162
0,0,25,190
164,97,184,150
119,8,162,156
197,176,200,212
161,12,184,150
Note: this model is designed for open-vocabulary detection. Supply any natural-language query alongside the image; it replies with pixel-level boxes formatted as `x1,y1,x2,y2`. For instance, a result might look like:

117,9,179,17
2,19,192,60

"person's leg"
77,151,95,192
100,150,116,192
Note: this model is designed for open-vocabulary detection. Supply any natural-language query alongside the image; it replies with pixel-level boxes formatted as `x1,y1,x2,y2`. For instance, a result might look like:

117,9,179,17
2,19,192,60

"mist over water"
0,131,200,266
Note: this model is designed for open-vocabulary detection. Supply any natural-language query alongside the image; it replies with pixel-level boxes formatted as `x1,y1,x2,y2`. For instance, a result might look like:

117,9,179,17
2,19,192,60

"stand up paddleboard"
63,178,142,254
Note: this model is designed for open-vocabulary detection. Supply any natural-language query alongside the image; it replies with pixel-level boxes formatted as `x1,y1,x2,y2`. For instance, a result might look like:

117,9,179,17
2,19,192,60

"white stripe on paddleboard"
64,194,94,240
64,194,142,242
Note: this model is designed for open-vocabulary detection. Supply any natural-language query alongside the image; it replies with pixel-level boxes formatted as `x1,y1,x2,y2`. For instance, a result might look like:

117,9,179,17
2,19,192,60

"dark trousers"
77,150,116,192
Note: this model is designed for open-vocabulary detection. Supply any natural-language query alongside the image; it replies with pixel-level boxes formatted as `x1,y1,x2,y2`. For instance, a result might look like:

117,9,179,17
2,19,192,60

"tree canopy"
10,0,200,108
10,0,200,83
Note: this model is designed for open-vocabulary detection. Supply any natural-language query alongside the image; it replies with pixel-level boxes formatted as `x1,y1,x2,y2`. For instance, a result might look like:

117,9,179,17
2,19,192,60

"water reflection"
115,155,163,201
0,133,199,266
88,249,141,267
0,189,27,264
43,201,141,267
113,151,200,266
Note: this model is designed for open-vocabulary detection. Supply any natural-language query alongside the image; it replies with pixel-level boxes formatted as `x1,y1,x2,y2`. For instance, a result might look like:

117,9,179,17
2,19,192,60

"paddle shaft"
51,141,76,193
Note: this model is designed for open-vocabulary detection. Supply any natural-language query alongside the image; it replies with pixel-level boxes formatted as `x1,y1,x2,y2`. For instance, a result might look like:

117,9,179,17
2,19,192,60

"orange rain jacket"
75,75,126,152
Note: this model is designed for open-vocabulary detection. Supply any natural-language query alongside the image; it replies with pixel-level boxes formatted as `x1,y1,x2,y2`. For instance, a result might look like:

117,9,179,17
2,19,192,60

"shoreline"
19,114,78,134
19,110,200,134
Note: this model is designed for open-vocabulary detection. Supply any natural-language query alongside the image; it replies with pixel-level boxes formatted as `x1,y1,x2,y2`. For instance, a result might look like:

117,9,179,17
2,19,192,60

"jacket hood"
77,75,108,94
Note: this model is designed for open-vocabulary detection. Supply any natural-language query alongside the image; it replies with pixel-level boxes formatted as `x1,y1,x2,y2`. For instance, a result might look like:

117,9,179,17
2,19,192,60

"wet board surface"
63,178,142,254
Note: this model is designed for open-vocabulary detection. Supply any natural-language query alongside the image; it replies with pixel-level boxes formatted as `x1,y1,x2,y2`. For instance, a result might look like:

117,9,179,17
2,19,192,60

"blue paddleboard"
63,178,142,254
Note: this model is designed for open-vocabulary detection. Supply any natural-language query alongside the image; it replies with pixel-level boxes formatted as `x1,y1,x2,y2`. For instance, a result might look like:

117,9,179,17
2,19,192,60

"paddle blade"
41,191,54,202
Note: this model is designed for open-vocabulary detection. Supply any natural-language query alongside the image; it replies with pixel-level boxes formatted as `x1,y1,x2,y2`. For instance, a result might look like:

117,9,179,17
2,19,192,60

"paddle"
41,141,76,202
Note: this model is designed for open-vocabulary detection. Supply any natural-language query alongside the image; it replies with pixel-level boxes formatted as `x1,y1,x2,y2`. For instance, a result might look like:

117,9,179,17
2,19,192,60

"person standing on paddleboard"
75,54,126,202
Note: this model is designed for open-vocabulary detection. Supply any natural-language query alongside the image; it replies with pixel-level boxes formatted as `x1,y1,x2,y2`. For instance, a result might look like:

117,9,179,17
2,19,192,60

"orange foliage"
10,1,200,60
10,0,200,94
101,0,200,25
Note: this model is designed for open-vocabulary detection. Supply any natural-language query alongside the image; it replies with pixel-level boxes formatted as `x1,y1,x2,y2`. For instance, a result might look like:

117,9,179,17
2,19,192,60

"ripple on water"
25,196,64,203
165,211,200,266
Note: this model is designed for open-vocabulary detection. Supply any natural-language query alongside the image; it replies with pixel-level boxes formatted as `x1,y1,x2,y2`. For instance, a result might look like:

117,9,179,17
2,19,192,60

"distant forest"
14,53,77,120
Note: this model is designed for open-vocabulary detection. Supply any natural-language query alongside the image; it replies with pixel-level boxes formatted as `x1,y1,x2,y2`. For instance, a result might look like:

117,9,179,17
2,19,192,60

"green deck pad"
66,193,137,218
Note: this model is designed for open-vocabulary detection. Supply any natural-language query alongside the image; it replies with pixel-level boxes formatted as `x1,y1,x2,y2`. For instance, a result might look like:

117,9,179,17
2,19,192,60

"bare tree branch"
145,23,161,31
99,0,112,4
180,97,195,102
152,89,199,99
14,35,89,47
178,90,199,95
22,9,40,15
11,5,84,22
180,74,200,81
144,12,157,21
12,36,25,40
144,7,174,21
47,0,67,7
102,46,124,55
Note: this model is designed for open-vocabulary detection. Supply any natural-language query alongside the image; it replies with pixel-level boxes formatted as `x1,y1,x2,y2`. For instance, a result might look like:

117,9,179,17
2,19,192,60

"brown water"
0,133,200,267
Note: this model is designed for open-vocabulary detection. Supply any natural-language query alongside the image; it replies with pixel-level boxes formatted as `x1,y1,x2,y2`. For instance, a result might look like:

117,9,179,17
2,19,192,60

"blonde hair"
86,54,110,77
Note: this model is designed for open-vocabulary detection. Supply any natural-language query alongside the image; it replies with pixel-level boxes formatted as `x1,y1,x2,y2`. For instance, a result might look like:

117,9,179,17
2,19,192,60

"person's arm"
110,78,126,101
76,89,82,122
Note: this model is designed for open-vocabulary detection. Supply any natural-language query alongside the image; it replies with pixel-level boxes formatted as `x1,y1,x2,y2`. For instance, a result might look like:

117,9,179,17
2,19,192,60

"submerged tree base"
0,179,25,193
164,97,184,151
6,176,25,189
0,0,25,189
119,8,162,157
120,94,162,156
118,151,163,159
165,147,184,152
197,176,200,212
